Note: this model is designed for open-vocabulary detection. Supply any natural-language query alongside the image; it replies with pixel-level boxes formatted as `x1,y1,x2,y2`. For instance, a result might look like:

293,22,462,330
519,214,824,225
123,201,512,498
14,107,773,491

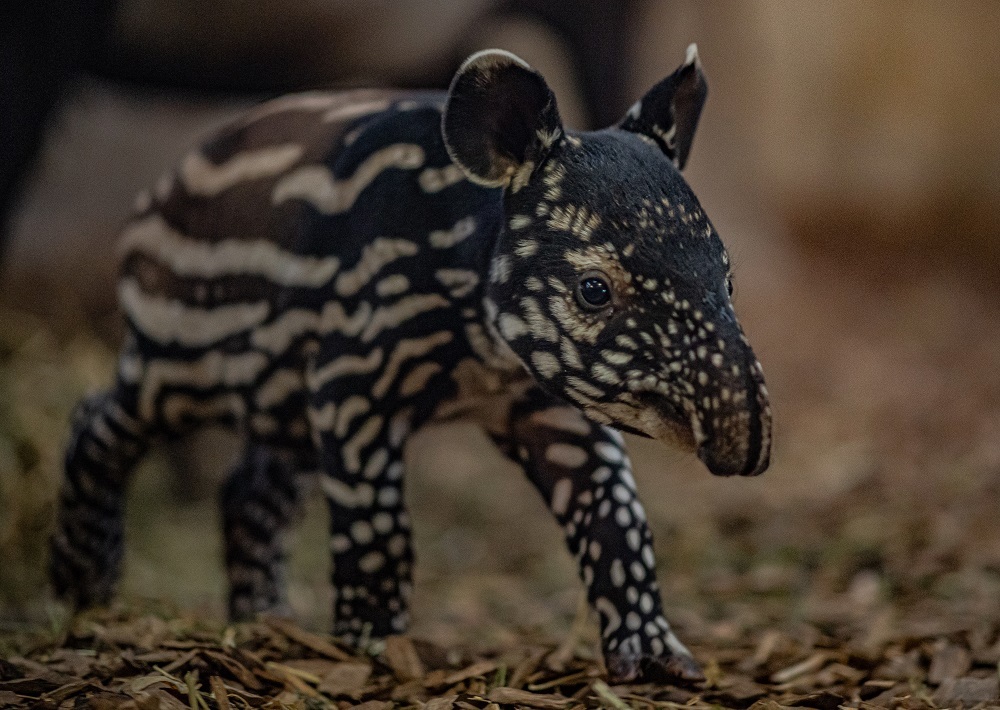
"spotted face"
444,48,771,477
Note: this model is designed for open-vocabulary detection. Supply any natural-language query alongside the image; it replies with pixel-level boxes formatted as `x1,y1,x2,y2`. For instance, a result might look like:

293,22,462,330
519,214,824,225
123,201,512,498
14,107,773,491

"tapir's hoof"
604,649,705,686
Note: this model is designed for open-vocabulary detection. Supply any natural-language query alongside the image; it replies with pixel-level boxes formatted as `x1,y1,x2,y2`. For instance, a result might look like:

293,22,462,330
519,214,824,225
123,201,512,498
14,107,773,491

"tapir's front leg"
494,387,704,684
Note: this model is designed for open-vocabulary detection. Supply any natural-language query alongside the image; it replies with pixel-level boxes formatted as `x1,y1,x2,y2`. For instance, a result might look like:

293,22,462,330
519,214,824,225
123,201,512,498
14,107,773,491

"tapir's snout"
624,337,772,477
693,349,771,477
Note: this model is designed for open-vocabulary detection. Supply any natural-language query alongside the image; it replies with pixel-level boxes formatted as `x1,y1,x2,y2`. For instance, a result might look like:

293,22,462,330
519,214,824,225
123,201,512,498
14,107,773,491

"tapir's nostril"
696,354,772,478
745,359,772,477
739,375,764,476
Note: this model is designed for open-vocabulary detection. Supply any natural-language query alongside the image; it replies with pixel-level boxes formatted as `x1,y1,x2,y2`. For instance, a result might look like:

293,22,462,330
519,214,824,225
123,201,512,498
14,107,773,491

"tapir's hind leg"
49,384,152,608
222,442,312,621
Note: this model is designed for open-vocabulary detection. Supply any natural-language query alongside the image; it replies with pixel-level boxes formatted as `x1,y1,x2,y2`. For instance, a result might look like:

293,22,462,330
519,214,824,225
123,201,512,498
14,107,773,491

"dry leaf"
739,630,784,672
442,660,499,686
933,676,1000,705
350,701,393,710
201,650,264,690
317,662,373,697
703,678,768,706
927,641,972,684
147,688,191,710
423,693,457,710
209,675,231,710
280,658,340,678
264,617,353,661
747,700,792,710
390,678,427,702
384,636,425,682
770,652,828,684
508,649,548,690
487,687,570,709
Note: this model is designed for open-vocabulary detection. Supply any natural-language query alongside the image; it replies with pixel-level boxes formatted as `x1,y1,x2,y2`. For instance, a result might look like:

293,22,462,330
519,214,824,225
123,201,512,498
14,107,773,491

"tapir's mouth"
625,392,698,452
628,389,770,477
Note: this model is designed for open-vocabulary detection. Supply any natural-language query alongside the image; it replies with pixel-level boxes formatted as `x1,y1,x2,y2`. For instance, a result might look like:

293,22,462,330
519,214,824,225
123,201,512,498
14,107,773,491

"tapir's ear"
619,43,707,170
443,50,562,190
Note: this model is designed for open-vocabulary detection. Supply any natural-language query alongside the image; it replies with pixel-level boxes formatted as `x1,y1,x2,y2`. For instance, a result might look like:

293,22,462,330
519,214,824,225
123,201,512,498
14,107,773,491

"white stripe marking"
398,361,442,397
251,301,373,354
342,416,384,473
140,350,267,421
246,91,344,121
361,294,449,343
320,477,375,508
120,279,269,347
372,331,453,398
255,368,304,409
161,392,246,427
375,274,409,297
336,238,418,297
120,214,340,287
307,401,336,432
180,144,304,197
435,268,479,298
334,396,371,438
322,99,391,123
309,349,384,392
272,144,425,214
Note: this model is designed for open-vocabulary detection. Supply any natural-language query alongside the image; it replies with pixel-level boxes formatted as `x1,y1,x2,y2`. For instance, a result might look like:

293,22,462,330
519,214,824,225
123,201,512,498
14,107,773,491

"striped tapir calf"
50,45,772,683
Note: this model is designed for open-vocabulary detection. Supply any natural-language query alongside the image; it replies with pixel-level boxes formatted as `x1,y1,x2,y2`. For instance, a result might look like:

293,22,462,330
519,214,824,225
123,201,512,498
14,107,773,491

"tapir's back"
114,89,503,438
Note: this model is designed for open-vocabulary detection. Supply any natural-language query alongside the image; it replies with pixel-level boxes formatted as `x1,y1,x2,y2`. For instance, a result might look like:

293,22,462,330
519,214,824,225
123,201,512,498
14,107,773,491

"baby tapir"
51,45,772,683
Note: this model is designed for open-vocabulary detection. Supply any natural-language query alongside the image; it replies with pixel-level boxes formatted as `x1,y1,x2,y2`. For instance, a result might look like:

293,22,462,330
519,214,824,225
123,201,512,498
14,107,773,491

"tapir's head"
442,47,771,477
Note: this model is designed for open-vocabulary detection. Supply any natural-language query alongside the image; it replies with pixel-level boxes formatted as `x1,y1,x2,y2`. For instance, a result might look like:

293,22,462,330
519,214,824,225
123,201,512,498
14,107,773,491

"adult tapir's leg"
491,386,704,684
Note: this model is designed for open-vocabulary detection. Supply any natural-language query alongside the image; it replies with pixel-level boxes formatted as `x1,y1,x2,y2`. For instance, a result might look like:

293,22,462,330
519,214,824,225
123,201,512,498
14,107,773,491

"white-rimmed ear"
442,49,562,190
619,43,707,170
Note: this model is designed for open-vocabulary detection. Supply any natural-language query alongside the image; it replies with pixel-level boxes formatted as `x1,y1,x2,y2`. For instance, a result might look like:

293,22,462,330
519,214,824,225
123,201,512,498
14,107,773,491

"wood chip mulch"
2,612,1000,710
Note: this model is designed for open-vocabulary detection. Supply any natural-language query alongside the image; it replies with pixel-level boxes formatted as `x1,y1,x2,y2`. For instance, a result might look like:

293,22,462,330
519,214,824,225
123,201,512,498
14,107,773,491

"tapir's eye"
577,272,612,310
726,276,734,297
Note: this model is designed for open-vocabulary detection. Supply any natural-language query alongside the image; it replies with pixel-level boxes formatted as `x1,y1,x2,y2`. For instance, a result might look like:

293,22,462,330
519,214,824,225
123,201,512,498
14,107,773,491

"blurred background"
2,0,999,653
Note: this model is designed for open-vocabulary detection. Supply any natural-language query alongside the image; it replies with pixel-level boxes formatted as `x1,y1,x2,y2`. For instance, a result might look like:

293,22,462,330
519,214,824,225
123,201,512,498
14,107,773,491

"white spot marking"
551,478,572,516
546,443,589,469
418,164,466,193
595,442,624,463
610,559,626,587
428,216,477,248
350,520,374,544
530,407,592,436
